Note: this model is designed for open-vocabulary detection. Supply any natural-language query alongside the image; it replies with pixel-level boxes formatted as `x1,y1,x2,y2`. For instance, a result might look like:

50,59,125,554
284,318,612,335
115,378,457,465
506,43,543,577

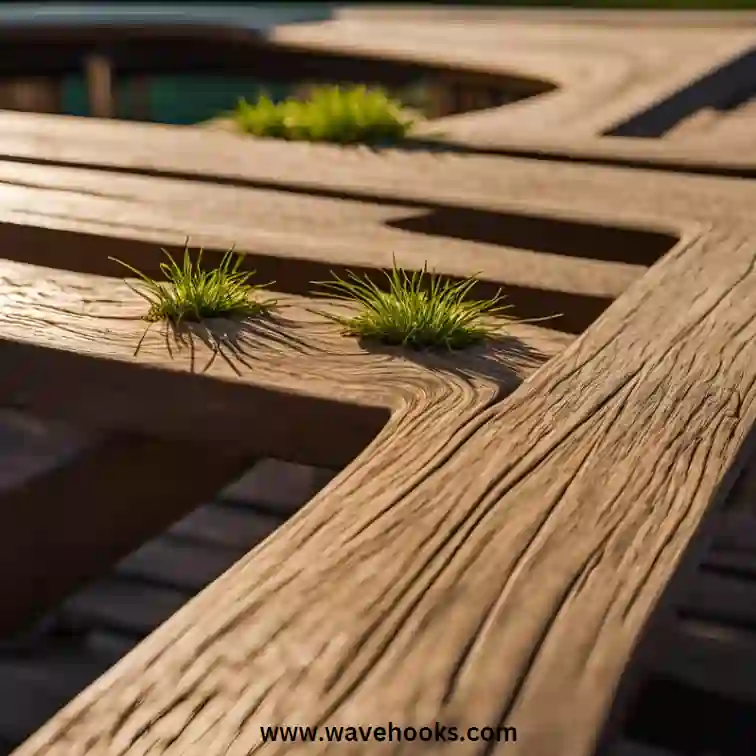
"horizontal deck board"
166,502,284,550
11,215,756,756
60,580,188,639
0,157,650,310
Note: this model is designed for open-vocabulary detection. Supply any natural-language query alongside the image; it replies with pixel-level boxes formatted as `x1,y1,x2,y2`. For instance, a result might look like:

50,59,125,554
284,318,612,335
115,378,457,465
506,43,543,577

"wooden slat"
0,258,570,465
10,214,756,756
219,459,337,516
0,433,256,636
167,503,283,550
116,538,244,593
60,579,187,639
653,619,756,705
679,572,756,627
2,103,756,180
0,157,650,325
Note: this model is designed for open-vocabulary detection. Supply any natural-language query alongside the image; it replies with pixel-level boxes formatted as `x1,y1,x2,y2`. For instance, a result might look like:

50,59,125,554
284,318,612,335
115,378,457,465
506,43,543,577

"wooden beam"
0,432,257,636
9,217,756,756
84,53,115,119
0,258,568,466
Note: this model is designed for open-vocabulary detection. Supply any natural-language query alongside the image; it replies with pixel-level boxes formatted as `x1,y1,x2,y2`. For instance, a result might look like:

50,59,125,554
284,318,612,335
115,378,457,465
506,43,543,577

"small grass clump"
232,85,414,144
110,245,276,324
316,260,511,350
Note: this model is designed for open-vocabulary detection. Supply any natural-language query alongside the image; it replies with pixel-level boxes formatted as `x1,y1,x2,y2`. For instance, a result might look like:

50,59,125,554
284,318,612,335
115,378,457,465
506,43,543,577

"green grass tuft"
110,244,276,324
316,259,512,350
232,85,414,144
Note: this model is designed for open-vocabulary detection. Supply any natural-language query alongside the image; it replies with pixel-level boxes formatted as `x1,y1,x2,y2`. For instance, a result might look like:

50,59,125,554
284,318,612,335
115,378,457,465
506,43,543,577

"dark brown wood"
0,434,255,636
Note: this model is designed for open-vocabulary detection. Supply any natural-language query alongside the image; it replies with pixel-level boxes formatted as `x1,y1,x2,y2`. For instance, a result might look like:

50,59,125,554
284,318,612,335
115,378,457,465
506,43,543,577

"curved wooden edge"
270,16,756,139
11,216,756,756
0,256,571,466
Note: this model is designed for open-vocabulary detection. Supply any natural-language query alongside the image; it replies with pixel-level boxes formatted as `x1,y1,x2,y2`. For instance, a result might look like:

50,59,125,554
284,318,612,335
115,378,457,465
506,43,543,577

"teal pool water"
61,74,295,123
7,2,337,123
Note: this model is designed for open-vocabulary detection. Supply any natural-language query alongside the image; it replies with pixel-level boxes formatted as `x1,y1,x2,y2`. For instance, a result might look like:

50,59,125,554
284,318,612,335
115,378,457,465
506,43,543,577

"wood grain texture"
0,157,645,311
9,214,756,756
0,257,569,466
0,53,755,752
271,16,756,140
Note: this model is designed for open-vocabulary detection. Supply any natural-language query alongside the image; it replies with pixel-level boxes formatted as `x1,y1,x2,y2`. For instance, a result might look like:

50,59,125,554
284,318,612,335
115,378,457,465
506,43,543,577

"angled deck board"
8,215,756,756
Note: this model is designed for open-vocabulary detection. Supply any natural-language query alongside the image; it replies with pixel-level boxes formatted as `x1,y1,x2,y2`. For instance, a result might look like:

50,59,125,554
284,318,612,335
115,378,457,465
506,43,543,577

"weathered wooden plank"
0,157,651,320
0,432,256,636
271,16,756,140
0,257,570,465
12,216,756,756
3,104,756,179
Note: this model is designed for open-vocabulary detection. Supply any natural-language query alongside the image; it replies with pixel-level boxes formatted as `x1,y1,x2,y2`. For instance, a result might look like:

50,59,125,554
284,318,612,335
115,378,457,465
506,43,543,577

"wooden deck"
0,454,336,754
1,8,756,756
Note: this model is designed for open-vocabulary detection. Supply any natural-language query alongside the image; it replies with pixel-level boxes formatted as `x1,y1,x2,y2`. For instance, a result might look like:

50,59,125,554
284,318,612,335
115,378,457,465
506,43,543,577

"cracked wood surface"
0,96,756,755
270,13,756,140
2,106,755,178
0,257,569,466
10,216,756,756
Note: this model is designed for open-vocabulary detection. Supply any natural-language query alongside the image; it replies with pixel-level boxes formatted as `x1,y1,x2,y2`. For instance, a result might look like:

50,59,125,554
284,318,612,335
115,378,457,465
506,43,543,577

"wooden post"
85,52,115,118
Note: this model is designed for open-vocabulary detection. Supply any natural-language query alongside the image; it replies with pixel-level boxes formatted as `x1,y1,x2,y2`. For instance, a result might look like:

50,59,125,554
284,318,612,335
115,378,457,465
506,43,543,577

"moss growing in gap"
232,85,414,144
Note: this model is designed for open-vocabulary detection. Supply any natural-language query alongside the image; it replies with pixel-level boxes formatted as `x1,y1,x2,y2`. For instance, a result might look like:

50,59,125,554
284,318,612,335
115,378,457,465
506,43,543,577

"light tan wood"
7,211,756,756
0,29,751,748
271,15,756,140
0,256,570,466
